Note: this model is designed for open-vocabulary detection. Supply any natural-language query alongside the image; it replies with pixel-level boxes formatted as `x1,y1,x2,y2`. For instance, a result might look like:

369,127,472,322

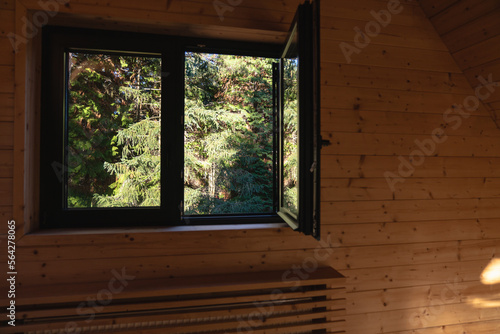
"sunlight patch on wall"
481,258,500,285
468,258,500,308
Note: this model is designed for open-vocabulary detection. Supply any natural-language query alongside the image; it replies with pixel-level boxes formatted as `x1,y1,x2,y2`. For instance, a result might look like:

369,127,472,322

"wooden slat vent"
4,268,345,333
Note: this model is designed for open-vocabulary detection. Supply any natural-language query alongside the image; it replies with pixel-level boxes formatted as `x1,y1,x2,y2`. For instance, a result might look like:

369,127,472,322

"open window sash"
276,0,320,239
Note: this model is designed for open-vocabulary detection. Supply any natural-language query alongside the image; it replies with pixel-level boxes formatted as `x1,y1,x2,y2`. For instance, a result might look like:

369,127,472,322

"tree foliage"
67,53,161,208
68,52,296,216
282,58,299,214
184,53,275,214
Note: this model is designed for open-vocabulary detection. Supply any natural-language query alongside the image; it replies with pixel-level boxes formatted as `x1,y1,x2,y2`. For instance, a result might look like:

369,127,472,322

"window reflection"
281,23,299,218
282,57,298,216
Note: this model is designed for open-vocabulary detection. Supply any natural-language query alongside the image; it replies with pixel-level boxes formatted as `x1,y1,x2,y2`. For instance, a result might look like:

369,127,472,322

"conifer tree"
72,52,297,215
68,53,161,207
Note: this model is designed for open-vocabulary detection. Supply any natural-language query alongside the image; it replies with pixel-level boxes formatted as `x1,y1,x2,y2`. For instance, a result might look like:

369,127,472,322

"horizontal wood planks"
0,206,12,234
420,0,500,128
323,199,500,224
327,219,500,246
323,64,473,94
426,0,500,36
0,37,15,65
322,155,500,178
322,110,499,136
5,0,500,333
321,86,490,115
322,177,500,201
0,11,14,243
0,0,13,9
396,320,500,334
13,237,500,274
322,42,461,72
454,35,500,71
343,302,500,333
0,149,13,178
418,0,460,18
10,242,495,288
322,132,500,157
0,9,14,38
442,10,500,53
321,17,446,51
0,66,14,93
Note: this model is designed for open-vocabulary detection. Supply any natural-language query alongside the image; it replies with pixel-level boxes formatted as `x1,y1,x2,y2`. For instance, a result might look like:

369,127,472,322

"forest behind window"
67,53,162,208
66,52,298,215
184,53,275,215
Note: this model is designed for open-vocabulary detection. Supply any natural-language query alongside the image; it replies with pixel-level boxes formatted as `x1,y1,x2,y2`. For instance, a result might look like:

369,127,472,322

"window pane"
281,23,299,218
66,53,161,208
282,57,299,216
184,53,274,215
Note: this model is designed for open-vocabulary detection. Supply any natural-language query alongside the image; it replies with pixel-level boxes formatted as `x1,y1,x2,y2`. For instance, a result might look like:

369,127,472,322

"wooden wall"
2,0,500,332
420,0,500,126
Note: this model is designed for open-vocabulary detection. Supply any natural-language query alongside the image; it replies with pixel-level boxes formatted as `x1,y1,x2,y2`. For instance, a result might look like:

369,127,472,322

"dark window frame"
40,0,320,238
277,0,321,238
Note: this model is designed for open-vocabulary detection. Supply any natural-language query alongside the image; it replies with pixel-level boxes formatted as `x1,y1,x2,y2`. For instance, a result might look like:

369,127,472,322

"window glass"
281,27,299,217
40,1,319,235
66,53,162,208
282,57,298,216
184,52,275,215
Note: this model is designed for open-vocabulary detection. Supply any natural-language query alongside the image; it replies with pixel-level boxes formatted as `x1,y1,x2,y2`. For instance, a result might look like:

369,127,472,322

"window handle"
320,136,331,148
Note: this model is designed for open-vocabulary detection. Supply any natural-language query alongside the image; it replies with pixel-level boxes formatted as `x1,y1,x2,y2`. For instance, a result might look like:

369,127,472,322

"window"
278,1,320,237
40,1,320,238
184,52,276,216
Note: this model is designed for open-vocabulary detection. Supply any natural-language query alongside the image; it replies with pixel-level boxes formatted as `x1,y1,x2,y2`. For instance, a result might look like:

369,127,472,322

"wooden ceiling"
419,0,500,127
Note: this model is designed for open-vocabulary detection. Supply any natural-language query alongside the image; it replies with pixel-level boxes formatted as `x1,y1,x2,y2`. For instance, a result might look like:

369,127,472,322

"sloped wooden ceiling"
419,0,500,126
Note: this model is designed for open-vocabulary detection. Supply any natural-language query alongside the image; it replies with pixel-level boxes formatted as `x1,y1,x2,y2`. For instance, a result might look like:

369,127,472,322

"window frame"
40,26,283,229
39,0,320,237
277,0,321,239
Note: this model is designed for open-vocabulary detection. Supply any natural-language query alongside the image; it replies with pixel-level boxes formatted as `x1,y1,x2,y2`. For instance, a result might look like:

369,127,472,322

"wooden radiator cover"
3,267,346,333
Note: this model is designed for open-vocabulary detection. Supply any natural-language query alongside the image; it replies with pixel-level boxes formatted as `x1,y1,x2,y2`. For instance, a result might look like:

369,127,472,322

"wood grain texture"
322,0,429,28
0,121,13,148
0,9,14,38
321,155,500,179
344,302,500,333
322,132,500,157
321,86,489,115
429,0,500,35
322,177,500,201
420,0,500,129
326,219,500,246
0,0,13,9
0,149,13,178
0,93,14,122
419,0,460,18
396,320,500,334
0,206,12,234
322,109,499,137
0,37,14,65
323,198,500,224
441,9,500,53
321,17,447,51
5,0,500,333
322,63,473,94
322,42,462,72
